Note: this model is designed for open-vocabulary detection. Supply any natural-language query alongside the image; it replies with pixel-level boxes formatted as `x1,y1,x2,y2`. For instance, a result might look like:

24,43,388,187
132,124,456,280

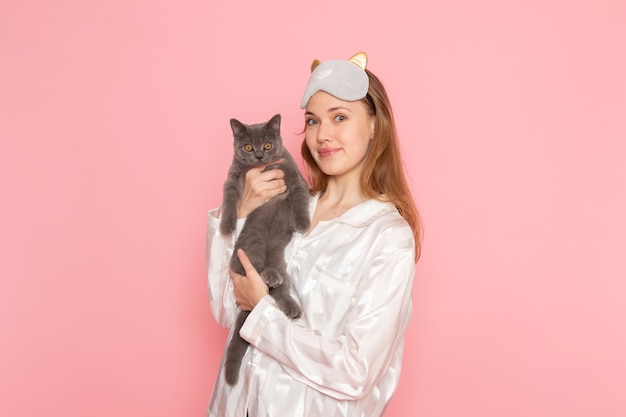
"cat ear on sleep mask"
299,52,369,109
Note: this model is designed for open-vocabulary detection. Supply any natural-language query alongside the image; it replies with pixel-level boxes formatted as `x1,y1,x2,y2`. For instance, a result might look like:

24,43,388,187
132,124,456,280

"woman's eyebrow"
328,106,351,113
305,107,352,116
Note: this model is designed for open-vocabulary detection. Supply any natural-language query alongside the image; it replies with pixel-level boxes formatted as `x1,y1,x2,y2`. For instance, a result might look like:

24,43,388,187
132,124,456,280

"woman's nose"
316,122,330,142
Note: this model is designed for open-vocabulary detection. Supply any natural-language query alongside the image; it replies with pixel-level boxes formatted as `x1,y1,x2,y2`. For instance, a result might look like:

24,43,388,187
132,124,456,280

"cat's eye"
244,144,253,152
263,142,272,150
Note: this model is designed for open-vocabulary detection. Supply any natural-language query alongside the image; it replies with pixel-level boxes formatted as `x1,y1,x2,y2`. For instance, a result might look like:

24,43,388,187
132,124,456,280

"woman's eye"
306,118,317,126
244,144,253,152
335,115,346,122
263,142,272,150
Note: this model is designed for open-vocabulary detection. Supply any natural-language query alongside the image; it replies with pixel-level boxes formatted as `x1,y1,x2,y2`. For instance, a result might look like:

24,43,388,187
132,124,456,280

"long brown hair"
301,69,423,261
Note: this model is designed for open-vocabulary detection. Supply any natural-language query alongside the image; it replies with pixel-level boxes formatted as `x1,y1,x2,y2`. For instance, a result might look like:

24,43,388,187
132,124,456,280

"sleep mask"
300,52,369,109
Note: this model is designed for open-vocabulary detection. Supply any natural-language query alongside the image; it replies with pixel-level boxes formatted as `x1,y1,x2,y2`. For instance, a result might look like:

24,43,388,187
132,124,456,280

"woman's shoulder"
351,199,416,264
372,199,413,233
345,197,413,239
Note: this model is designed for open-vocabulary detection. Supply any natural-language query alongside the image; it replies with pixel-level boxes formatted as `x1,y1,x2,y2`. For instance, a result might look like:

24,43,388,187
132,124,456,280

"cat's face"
230,114,283,167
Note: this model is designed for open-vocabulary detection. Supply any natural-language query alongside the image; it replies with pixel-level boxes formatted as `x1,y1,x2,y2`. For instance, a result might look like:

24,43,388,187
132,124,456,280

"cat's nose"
255,151,264,159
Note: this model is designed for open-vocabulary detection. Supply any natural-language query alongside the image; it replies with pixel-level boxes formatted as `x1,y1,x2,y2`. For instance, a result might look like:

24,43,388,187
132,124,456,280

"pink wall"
1,1,624,416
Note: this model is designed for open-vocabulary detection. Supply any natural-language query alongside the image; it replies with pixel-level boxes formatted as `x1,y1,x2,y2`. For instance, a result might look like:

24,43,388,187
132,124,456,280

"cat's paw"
293,214,311,233
280,298,302,319
261,268,283,288
220,216,237,235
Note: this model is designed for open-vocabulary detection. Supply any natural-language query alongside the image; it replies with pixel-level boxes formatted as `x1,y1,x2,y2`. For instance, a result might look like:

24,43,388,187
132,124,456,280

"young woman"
206,52,422,417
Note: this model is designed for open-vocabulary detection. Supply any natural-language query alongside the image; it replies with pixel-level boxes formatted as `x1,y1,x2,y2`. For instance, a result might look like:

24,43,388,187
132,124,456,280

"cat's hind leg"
270,284,302,319
260,267,283,288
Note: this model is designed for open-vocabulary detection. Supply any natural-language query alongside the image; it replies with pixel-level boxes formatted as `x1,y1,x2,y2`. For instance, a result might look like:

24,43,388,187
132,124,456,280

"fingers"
229,268,250,310
246,166,285,186
258,167,285,184
247,168,287,200
238,163,287,218
231,279,251,311
264,177,287,195
236,249,255,275
231,250,269,311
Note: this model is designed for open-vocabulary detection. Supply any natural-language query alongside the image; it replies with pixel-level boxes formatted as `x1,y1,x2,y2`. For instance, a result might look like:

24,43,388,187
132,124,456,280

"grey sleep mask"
300,52,369,109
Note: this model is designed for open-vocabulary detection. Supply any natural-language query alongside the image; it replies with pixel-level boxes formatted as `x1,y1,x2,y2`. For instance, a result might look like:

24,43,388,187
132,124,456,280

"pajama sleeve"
206,208,246,329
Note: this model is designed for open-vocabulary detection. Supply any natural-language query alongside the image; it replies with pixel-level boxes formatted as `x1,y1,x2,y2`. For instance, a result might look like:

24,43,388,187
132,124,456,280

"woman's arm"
206,208,240,328
238,225,416,400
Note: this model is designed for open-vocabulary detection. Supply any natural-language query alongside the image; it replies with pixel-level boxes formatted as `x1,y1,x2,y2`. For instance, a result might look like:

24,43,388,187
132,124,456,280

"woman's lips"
318,147,340,158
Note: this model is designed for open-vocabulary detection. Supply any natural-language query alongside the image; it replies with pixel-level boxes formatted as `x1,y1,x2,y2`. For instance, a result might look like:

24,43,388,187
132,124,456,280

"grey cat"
220,113,310,385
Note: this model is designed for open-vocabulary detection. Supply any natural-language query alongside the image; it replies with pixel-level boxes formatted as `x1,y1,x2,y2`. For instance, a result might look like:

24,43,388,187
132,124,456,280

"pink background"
1,1,625,416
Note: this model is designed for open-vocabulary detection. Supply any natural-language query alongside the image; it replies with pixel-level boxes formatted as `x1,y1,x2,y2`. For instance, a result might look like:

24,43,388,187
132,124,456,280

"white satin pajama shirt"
206,193,416,417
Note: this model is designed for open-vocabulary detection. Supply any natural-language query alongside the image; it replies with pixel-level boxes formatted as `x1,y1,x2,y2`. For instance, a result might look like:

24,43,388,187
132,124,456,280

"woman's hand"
230,249,269,311
238,160,287,218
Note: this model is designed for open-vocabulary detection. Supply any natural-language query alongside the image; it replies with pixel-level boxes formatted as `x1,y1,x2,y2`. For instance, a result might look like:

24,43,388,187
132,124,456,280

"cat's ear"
230,118,246,138
267,114,281,134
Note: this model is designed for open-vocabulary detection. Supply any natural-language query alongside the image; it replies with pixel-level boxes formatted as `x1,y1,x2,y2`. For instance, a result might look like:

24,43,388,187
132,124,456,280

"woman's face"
304,91,376,182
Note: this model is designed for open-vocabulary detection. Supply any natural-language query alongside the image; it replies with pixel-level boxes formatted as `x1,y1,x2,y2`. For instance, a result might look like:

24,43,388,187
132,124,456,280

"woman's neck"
320,182,366,207
312,178,367,224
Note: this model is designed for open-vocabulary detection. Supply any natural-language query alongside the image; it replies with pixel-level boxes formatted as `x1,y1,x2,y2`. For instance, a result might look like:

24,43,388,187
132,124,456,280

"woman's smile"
318,147,341,158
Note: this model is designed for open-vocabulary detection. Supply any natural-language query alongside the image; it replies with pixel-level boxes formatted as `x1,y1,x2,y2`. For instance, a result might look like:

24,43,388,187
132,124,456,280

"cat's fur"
220,113,310,385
